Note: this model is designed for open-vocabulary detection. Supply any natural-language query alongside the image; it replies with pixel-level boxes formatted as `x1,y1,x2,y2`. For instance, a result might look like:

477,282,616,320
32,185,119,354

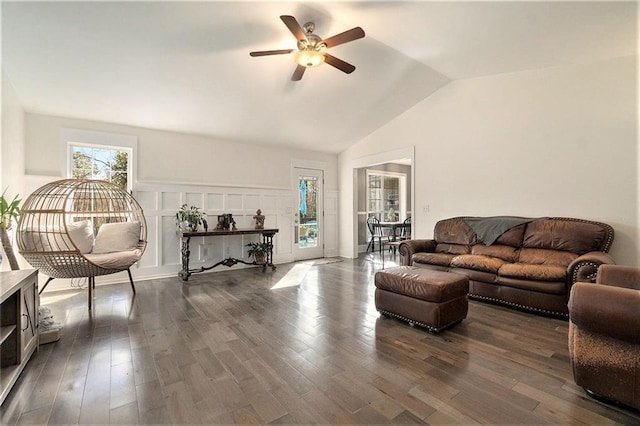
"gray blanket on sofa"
463,216,542,246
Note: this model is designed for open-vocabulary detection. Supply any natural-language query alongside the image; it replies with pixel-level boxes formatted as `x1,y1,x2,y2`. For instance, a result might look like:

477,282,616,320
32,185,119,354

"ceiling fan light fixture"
295,49,325,68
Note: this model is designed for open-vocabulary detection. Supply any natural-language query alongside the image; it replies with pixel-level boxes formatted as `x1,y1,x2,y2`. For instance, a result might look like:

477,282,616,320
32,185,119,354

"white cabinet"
0,269,38,406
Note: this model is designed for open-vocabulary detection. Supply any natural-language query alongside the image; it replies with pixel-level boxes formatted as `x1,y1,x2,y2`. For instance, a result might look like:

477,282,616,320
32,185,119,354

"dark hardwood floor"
2,253,639,425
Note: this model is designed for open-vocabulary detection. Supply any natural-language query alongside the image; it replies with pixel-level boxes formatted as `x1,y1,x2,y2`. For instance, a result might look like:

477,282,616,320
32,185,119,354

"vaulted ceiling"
2,1,636,153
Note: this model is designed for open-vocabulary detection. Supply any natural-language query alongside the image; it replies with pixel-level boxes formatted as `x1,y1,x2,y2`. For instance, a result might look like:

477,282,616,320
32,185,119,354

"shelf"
0,364,20,404
0,325,16,345
0,269,38,406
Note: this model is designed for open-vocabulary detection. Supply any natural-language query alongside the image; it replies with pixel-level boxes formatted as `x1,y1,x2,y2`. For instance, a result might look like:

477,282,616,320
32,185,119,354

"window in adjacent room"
366,170,406,222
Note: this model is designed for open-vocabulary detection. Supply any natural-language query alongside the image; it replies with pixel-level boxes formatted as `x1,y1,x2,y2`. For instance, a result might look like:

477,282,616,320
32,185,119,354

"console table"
179,228,278,281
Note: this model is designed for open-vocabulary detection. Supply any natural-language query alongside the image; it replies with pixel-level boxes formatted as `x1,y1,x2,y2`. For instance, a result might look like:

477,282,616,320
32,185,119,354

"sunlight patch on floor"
271,263,312,289
40,289,82,304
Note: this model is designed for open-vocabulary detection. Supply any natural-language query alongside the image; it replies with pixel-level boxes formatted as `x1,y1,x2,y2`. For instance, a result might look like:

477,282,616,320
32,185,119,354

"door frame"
292,159,327,261
350,147,415,258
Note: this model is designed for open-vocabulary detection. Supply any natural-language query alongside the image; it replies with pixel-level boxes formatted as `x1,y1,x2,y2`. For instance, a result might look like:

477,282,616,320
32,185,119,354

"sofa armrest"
569,282,640,344
398,239,436,266
596,264,640,290
567,251,615,285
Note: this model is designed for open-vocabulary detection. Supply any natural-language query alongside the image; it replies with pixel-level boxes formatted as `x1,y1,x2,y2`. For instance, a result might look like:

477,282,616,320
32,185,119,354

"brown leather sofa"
399,217,615,317
568,265,640,410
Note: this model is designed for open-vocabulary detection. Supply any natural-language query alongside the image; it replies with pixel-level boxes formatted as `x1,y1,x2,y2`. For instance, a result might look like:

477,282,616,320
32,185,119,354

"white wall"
340,56,639,267
24,113,338,192
20,113,339,285
1,71,27,271
1,72,25,198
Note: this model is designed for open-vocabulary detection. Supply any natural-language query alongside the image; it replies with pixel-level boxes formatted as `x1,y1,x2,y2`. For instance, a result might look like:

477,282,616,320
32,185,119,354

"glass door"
294,168,324,260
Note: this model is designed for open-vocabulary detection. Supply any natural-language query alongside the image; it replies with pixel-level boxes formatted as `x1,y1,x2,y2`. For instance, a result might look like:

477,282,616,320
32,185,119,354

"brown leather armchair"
568,264,640,410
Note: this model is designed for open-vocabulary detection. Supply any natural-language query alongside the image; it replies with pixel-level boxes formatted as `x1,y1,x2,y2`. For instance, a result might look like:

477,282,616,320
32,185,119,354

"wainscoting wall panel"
128,182,337,282
324,190,339,257
206,193,225,210
19,176,337,288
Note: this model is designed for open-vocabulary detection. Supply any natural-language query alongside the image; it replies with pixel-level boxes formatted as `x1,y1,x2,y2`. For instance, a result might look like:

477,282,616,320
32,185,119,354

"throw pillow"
21,230,54,252
68,220,95,254
93,221,141,254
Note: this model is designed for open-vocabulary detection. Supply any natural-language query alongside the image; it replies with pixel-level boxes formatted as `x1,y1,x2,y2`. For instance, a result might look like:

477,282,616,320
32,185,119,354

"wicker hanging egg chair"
17,179,147,309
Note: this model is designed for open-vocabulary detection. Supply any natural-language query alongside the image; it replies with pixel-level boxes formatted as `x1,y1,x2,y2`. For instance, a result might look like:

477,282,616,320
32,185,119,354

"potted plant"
175,204,208,232
0,189,22,270
246,241,270,264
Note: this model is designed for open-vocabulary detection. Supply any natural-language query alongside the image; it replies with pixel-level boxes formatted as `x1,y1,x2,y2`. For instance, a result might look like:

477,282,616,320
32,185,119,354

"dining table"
378,221,409,241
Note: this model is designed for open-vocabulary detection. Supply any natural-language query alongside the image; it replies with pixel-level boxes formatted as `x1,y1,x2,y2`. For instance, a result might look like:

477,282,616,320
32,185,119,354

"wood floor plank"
240,385,288,423
332,371,405,420
131,345,159,386
409,385,478,424
78,338,112,425
152,351,184,387
300,388,360,424
191,346,227,381
135,380,166,417
4,255,639,425
110,361,137,410
46,348,91,425
371,376,437,420
15,404,51,425
512,381,620,425
108,401,139,425
215,350,254,382
161,380,204,425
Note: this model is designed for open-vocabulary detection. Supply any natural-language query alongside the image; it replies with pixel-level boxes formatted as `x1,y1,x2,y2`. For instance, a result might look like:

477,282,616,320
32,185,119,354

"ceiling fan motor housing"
297,32,325,51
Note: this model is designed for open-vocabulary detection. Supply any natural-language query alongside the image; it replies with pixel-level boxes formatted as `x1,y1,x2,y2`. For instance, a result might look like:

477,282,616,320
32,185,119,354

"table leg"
179,237,191,281
263,232,277,271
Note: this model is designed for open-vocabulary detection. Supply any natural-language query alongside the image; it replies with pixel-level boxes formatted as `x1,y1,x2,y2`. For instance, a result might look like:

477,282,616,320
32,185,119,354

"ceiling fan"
249,15,365,81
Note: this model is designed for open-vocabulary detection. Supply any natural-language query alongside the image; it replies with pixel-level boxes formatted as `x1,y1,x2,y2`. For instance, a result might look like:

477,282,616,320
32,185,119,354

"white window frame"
61,128,138,191
366,169,407,222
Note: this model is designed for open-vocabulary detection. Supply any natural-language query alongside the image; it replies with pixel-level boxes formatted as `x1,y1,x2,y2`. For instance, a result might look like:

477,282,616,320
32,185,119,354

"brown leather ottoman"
375,266,469,333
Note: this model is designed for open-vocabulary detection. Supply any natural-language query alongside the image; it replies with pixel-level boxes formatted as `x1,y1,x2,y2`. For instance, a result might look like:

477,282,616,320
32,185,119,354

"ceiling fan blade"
321,27,365,48
291,65,306,81
249,49,294,57
280,15,308,43
324,54,356,74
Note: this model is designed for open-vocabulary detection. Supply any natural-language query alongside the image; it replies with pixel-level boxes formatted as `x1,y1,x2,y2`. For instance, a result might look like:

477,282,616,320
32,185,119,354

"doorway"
350,147,415,258
293,168,324,260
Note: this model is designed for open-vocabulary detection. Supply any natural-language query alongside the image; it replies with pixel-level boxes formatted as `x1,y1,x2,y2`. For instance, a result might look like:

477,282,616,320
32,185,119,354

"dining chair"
398,216,412,241
366,216,389,253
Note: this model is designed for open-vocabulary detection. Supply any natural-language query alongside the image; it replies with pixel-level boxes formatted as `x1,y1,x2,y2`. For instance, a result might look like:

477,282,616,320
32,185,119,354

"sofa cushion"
436,243,470,255
85,249,143,270
450,268,498,284
519,248,577,267
497,277,567,294
374,267,468,303
413,252,456,267
434,218,476,245
499,263,567,282
523,219,609,254
494,224,526,247
472,244,519,262
451,254,506,274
